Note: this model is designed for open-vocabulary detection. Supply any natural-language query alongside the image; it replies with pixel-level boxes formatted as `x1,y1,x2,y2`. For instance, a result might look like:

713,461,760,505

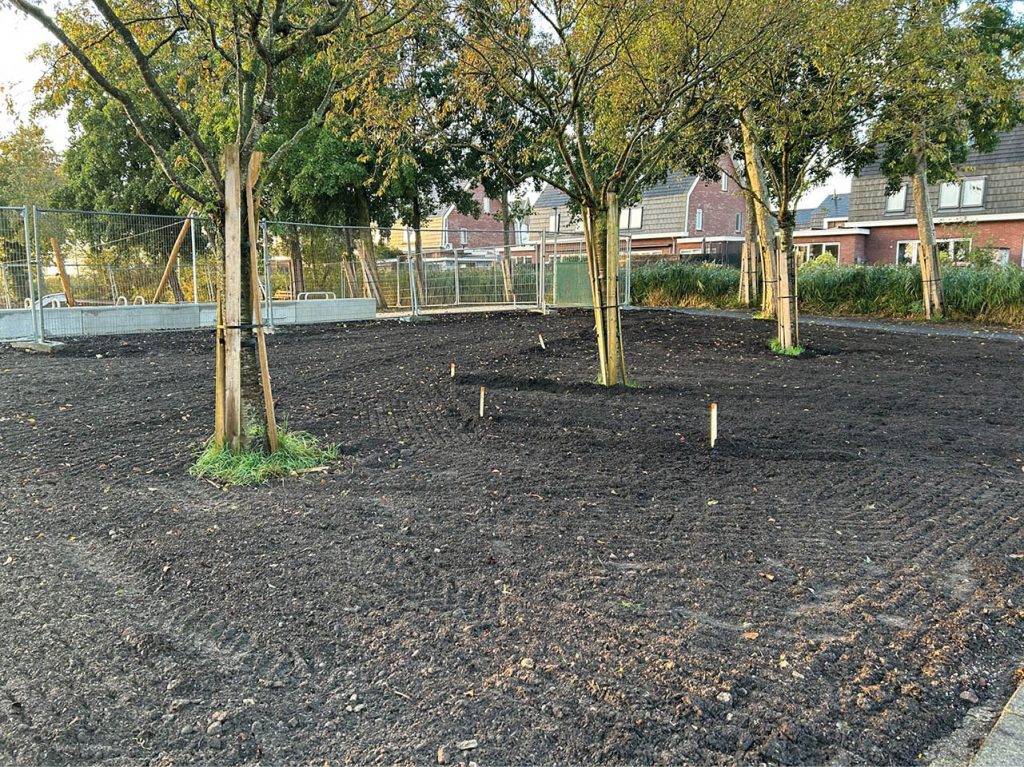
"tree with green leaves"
9,0,414,448
0,122,63,207
734,0,890,350
870,0,1023,319
457,0,770,385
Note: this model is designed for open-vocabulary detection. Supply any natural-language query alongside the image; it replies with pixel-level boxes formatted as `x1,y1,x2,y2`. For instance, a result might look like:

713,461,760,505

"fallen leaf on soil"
456,739,478,751
707,500,719,506
742,631,759,640
759,573,775,581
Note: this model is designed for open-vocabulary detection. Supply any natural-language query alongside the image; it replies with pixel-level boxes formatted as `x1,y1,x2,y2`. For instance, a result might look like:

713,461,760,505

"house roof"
533,170,699,210
857,125,1024,177
794,192,850,228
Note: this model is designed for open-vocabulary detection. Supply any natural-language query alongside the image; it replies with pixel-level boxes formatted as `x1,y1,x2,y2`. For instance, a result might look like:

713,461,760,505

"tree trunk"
776,214,798,349
168,269,187,302
288,225,305,298
499,189,515,302
353,191,388,309
911,141,945,318
410,194,428,306
581,194,627,386
741,113,778,316
739,194,760,306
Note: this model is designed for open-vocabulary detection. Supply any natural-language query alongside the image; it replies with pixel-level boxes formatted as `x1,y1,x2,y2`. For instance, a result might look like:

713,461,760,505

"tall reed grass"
632,261,1024,325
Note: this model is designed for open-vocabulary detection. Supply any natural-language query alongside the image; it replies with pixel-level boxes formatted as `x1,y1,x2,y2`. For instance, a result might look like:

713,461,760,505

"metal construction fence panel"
0,211,633,342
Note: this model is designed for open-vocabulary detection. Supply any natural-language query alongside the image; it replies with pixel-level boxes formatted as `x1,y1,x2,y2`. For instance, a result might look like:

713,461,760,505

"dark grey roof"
858,125,1024,177
794,192,850,228
533,171,698,210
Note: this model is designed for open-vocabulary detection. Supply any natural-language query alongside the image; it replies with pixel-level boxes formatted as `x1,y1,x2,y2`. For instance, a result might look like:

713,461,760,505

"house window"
797,242,840,263
441,228,449,247
735,212,742,234
695,208,704,231
721,176,729,192
483,198,492,214
885,184,907,213
459,228,469,245
547,211,560,231
618,206,642,230
961,178,985,207
939,182,960,209
896,238,972,266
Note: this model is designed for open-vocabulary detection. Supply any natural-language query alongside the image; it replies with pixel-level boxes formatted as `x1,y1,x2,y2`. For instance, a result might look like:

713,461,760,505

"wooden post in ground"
153,215,194,303
214,288,225,447
222,145,243,450
49,238,75,306
245,151,279,453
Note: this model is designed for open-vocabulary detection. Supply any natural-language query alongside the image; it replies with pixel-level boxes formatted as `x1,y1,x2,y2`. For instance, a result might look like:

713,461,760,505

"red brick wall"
688,160,747,238
445,187,506,248
862,221,1024,265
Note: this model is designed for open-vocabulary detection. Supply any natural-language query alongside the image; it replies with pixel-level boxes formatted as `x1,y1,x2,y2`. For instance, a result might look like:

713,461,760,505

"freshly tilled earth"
1,310,1022,765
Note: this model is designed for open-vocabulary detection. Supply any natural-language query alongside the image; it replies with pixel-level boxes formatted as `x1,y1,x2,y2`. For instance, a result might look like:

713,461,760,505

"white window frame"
618,206,643,230
961,177,986,208
459,228,469,245
938,181,961,210
695,208,704,231
483,198,492,214
885,184,907,213
735,212,742,234
547,211,560,232
797,242,840,263
896,237,973,266
721,176,729,192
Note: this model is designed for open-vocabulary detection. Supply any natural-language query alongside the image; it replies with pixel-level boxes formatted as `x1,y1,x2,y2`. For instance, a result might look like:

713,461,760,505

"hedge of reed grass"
632,261,1024,325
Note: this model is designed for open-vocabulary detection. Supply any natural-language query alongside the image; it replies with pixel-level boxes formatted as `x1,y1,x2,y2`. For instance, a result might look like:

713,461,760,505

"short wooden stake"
538,333,546,350
479,386,486,418
245,151,279,453
50,238,75,306
709,402,718,448
450,362,456,378
152,214,194,303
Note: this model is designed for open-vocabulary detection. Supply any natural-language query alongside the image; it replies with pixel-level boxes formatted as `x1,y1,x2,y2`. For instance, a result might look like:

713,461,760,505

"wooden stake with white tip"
710,402,718,448
538,333,546,350
479,386,486,418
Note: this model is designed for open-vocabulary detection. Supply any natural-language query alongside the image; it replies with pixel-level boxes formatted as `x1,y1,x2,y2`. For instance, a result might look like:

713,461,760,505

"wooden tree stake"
222,145,243,450
152,214,194,303
538,333,546,350
450,362,456,378
479,386,486,418
49,238,75,306
245,150,279,453
710,402,718,448
214,287,225,447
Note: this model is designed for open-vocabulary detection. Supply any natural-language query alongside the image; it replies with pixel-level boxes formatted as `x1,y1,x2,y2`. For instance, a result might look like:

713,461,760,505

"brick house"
525,159,747,264
793,126,1024,266
385,185,506,252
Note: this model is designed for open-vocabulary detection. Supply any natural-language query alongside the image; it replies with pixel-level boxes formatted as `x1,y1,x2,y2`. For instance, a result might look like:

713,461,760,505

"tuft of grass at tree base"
769,339,805,357
190,430,339,486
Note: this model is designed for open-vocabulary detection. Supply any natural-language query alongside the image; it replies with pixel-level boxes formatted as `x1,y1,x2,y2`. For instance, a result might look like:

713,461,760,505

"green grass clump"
769,339,805,356
190,430,339,486
631,261,742,309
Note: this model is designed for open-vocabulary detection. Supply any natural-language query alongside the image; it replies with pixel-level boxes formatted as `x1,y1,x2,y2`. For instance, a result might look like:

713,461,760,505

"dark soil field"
1,309,1022,766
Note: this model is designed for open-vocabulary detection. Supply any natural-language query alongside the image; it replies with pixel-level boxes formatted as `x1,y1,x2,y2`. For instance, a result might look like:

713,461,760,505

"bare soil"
1,310,1022,765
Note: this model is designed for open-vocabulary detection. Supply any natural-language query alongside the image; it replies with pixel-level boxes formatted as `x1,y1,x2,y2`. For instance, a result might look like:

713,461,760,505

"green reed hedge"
632,261,1024,325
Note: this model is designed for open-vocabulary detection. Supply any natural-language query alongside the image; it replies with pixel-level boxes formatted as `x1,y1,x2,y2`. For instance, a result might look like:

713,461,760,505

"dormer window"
939,182,960,209
619,206,643,230
939,178,987,209
885,184,907,213
721,176,729,192
962,178,985,207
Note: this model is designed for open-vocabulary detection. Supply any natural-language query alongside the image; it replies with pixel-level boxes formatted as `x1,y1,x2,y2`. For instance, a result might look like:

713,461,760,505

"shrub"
631,261,741,309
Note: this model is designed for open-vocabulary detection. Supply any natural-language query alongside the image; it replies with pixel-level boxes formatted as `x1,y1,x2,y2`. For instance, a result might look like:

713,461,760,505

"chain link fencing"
0,210,633,342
